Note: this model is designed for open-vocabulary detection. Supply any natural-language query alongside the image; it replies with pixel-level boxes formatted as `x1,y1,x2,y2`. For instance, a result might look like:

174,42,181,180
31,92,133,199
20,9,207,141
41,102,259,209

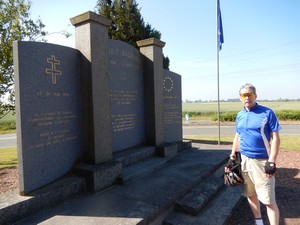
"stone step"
163,186,243,225
117,156,168,184
175,176,225,216
7,147,232,225
0,176,85,225
113,145,156,167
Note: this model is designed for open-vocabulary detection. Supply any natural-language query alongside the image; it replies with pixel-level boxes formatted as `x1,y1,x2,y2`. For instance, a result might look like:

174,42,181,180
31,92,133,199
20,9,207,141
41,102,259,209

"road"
0,124,299,148
0,133,17,148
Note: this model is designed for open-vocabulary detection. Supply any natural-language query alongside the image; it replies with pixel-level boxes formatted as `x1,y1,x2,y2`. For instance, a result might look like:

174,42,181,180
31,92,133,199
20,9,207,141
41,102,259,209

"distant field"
182,101,300,113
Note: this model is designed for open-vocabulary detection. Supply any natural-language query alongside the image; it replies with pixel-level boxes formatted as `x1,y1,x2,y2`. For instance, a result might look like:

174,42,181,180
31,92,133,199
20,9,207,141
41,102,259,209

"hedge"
183,110,300,122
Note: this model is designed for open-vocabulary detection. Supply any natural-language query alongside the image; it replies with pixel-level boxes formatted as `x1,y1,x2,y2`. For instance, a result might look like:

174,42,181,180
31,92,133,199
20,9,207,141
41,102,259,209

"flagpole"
217,47,221,146
216,0,221,145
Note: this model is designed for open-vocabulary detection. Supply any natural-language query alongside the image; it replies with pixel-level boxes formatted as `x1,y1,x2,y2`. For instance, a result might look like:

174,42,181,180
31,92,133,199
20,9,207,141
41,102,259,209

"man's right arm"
225,133,240,169
230,133,240,160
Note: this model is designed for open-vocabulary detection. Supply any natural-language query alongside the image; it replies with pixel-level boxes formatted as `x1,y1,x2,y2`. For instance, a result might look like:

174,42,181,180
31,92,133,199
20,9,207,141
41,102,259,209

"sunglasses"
240,93,256,98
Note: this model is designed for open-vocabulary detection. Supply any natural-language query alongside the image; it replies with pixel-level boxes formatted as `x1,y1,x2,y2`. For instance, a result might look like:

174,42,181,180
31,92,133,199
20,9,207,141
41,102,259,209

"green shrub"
0,121,16,130
211,112,237,122
183,110,300,122
276,110,300,120
182,111,216,118
0,111,16,131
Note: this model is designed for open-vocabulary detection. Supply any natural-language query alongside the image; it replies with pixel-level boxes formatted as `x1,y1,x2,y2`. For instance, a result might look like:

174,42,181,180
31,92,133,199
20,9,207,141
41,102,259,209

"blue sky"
30,0,300,101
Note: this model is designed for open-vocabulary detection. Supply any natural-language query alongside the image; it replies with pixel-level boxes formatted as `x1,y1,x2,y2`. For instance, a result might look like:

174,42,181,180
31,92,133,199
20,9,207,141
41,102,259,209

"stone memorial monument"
13,11,184,195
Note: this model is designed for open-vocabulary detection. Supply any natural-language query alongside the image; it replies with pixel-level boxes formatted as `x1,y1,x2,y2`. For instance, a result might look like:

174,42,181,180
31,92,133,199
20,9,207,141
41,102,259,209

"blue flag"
217,0,224,50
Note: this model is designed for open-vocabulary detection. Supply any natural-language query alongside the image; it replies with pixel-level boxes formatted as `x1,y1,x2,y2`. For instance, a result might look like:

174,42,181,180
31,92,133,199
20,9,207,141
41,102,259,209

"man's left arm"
265,131,280,177
268,131,280,163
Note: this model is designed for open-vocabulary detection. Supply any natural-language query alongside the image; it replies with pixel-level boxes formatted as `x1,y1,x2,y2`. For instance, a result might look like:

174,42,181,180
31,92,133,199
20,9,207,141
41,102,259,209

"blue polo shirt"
235,104,281,159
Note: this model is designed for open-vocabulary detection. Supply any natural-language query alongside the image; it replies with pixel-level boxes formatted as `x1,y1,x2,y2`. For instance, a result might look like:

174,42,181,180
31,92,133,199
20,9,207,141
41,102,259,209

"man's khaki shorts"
241,154,276,205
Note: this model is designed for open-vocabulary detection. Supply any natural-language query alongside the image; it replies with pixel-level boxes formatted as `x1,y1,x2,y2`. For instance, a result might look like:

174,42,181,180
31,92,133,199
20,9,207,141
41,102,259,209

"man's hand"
265,162,276,175
225,158,235,169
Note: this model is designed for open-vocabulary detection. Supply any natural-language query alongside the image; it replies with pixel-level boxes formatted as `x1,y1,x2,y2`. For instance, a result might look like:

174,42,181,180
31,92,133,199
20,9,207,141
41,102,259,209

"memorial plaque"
109,40,146,152
163,70,183,142
13,41,82,194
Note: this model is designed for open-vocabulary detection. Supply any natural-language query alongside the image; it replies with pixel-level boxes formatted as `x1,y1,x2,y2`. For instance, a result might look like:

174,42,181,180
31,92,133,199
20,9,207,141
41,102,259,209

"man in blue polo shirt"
228,83,281,225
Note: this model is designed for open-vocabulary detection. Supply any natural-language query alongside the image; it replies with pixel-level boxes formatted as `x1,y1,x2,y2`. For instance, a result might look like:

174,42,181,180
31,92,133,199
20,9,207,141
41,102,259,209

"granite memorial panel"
13,41,82,194
109,40,146,152
163,70,183,142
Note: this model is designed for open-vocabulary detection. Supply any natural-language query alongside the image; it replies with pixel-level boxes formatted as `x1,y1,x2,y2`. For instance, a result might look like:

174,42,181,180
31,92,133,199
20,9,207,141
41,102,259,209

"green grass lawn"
0,147,18,169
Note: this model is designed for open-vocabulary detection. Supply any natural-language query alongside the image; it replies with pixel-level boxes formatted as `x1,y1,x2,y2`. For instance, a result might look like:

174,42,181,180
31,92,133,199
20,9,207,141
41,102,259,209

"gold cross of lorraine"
45,55,62,84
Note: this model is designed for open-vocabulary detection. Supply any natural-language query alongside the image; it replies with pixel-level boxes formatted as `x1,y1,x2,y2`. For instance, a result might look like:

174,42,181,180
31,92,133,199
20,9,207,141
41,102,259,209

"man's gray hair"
239,83,256,95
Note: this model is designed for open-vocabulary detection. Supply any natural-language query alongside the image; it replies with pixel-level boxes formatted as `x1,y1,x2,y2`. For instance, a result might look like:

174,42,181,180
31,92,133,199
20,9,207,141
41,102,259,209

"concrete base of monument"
12,143,237,225
72,141,192,192
0,176,85,225
72,161,123,193
1,141,242,225
157,140,192,158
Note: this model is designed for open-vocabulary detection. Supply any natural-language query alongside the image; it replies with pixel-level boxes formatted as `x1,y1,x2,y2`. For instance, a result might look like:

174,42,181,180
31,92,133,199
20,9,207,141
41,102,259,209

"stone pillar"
70,12,112,164
137,38,165,146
